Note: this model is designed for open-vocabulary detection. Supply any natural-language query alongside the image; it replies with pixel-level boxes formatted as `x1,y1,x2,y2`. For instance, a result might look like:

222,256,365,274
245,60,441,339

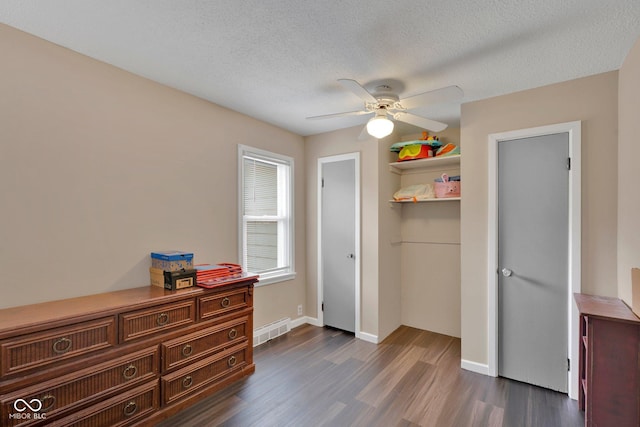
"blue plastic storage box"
150,251,194,271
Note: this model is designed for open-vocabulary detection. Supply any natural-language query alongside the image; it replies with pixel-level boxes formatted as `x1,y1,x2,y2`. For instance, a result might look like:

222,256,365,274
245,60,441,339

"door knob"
347,254,355,259
501,268,513,277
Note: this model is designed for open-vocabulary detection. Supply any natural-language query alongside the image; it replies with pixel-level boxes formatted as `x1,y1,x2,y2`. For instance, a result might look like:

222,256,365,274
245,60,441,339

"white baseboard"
290,318,378,344
289,316,306,329
357,331,379,344
290,316,322,328
461,359,491,376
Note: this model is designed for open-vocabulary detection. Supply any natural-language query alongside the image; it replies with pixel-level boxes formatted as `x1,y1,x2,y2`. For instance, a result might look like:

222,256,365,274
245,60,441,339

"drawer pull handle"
182,376,193,389
228,355,237,367
182,344,193,357
52,337,72,354
41,394,56,412
122,364,137,380
228,328,238,340
156,312,169,326
221,297,231,308
123,401,137,417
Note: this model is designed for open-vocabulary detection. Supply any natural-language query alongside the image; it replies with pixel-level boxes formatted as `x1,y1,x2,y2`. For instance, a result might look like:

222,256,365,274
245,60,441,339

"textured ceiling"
2,1,639,136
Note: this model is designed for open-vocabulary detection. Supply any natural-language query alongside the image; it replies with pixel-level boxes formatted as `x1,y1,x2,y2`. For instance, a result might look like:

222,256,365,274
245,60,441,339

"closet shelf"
389,154,460,174
389,197,461,204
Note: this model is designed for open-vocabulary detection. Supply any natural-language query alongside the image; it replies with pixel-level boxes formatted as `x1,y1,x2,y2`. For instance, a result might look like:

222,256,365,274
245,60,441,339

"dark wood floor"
158,325,584,427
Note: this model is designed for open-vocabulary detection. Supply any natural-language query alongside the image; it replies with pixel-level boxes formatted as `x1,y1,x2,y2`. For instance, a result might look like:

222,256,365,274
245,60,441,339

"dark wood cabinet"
575,293,640,427
0,277,256,426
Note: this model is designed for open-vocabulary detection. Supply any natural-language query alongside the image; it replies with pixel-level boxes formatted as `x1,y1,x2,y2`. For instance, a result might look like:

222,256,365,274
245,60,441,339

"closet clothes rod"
395,240,461,245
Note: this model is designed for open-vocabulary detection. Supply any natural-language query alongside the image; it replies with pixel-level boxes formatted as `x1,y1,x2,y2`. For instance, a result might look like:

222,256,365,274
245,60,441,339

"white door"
320,156,357,333
498,132,569,392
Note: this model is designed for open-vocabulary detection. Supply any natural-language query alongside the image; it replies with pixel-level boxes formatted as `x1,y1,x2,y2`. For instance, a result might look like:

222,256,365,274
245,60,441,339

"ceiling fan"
307,79,463,139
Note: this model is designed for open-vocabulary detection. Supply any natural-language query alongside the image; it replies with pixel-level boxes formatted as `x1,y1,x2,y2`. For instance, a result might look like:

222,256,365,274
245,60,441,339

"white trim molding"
291,316,322,329
461,359,490,376
289,317,376,344
487,121,581,400
357,331,379,344
237,144,295,286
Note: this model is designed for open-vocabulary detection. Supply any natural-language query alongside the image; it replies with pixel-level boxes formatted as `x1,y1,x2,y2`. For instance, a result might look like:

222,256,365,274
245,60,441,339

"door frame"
317,152,361,338
487,121,581,399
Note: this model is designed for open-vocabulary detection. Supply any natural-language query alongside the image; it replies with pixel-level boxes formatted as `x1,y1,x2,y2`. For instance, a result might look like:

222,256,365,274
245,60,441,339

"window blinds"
243,157,278,216
243,157,279,273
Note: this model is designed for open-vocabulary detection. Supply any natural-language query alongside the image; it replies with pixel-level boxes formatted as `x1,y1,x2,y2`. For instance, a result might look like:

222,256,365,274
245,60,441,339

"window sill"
254,272,297,287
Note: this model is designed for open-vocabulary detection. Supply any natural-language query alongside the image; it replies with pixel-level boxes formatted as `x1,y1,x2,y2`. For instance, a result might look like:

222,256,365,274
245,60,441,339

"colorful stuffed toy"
398,144,433,161
435,143,460,157
390,138,441,161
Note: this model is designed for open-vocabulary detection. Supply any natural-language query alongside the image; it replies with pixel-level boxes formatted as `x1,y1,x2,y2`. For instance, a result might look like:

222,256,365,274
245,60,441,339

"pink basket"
434,174,461,198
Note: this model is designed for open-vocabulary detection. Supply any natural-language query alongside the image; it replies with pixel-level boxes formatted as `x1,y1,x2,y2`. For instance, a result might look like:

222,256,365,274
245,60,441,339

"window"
238,145,295,285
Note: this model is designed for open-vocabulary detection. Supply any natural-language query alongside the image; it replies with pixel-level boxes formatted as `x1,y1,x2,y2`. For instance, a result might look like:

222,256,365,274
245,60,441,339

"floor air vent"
253,317,291,347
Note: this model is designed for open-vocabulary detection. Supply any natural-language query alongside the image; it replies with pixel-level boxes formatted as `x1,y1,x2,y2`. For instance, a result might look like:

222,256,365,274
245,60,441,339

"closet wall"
305,127,402,342
393,128,461,338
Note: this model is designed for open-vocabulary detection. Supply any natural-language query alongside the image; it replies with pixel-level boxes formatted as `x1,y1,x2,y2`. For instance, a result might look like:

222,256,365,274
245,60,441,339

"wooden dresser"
0,277,256,426
574,293,640,427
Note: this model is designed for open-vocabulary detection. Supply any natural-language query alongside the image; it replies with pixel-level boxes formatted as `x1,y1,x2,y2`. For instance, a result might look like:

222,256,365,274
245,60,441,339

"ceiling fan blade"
399,85,463,110
357,124,371,140
393,112,448,132
306,110,372,120
338,79,379,103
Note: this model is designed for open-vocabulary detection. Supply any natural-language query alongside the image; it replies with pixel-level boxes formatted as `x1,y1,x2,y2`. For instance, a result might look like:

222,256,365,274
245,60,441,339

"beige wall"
0,24,306,330
460,71,619,364
618,37,640,305
304,127,401,340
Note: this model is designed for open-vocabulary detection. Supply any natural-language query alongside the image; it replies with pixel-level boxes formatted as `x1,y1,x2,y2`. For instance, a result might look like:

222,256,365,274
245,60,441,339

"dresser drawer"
47,381,159,427
119,300,195,343
0,317,116,377
161,345,248,405
198,287,250,320
1,346,158,426
161,316,248,373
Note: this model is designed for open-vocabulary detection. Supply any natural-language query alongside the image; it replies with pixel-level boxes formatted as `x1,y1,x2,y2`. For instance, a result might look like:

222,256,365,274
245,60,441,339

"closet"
389,134,461,338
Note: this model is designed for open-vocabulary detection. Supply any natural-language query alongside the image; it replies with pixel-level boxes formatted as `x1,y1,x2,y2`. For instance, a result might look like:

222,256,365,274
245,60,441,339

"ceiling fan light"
366,114,394,139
